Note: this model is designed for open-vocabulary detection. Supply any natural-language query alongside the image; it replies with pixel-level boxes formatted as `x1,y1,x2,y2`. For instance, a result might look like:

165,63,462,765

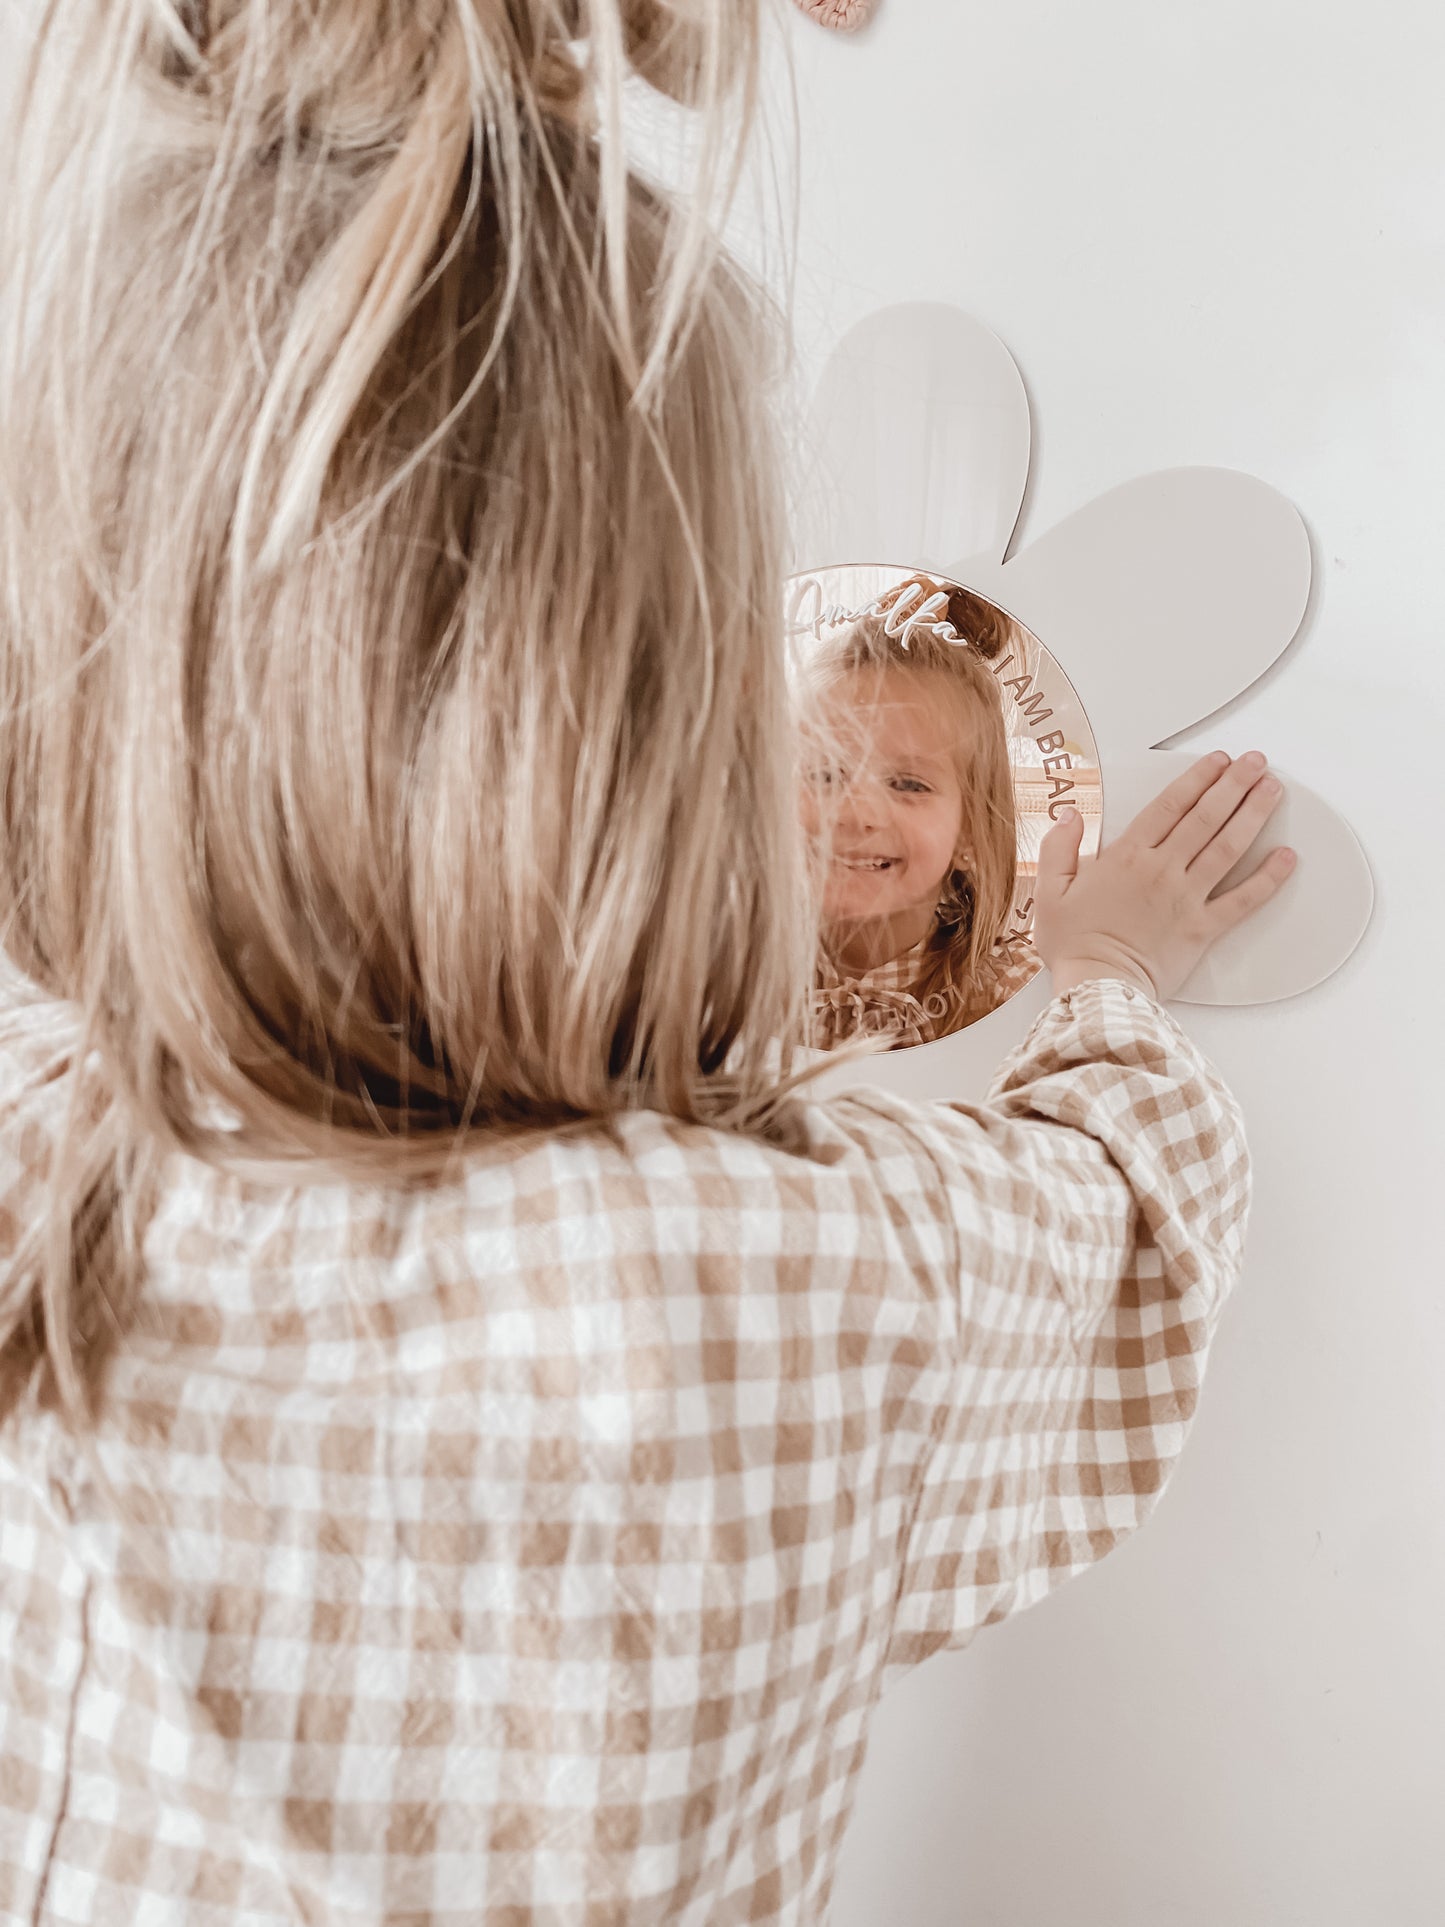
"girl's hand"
1033,751,1297,1001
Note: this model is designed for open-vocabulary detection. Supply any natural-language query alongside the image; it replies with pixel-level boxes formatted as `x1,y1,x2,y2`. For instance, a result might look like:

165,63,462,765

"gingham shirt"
810,927,1045,1051
0,971,1249,1925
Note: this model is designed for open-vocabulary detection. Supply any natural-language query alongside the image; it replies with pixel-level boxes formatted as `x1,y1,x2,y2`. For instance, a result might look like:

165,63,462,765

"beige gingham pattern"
810,928,1045,1051
0,973,1249,1924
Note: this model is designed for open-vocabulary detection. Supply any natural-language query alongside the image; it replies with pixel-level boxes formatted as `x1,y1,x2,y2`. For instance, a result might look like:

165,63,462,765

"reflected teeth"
839,857,895,870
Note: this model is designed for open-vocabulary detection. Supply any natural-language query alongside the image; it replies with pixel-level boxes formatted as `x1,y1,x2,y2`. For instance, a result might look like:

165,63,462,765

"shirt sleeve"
873,974,1250,1680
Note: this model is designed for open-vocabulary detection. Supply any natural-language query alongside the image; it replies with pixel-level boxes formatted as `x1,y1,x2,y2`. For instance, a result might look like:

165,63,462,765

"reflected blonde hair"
803,576,1021,1033
0,0,816,1421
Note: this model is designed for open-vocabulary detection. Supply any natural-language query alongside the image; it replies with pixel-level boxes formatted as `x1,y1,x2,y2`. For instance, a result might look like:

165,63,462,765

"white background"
4,2,1439,1921
764,2,1443,1923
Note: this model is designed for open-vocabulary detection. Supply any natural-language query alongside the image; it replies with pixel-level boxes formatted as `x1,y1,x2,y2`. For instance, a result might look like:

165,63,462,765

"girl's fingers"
1035,809,1085,897
1188,773,1286,892
1160,752,1272,867
1205,844,1298,933
1121,752,1237,850
1132,743,1263,851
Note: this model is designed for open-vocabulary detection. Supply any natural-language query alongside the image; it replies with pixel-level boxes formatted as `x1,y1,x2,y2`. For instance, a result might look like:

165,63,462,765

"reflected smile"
835,855,899,871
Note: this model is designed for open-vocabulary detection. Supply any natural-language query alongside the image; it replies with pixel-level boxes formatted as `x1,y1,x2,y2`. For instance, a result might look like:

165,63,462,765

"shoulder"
602,1091,971,1187
592,1093,982,1263
474,1099,974,1269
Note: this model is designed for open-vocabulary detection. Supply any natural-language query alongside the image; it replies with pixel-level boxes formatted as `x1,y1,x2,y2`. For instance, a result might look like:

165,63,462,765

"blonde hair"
803,576,1022,1035
0,1,818,1421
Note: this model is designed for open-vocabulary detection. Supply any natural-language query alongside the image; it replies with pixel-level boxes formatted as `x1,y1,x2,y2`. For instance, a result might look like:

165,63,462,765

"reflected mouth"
835,855,899,872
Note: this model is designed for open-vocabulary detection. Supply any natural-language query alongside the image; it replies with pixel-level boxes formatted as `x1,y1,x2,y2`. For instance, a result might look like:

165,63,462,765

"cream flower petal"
952,468,1312,768
799,301,1374,1023
792,306,1029,577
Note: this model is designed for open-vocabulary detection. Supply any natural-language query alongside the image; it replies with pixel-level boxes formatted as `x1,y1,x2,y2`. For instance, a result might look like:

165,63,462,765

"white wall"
770,2,1444,1922
4,3,1438,1920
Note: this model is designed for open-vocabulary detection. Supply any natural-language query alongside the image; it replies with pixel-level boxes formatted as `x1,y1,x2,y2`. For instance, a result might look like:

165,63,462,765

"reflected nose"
833,772,886,838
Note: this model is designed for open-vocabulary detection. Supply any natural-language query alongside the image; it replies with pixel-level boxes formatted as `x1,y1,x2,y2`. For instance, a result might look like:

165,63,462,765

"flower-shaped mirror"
791,305,1372,1094
790,566,1102,1053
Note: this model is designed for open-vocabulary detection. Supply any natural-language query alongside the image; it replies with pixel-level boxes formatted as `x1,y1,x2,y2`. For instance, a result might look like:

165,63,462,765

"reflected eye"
890,776,930,794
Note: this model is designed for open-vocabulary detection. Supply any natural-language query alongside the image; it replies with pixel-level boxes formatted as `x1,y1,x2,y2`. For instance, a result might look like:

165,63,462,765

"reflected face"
801,668,967,926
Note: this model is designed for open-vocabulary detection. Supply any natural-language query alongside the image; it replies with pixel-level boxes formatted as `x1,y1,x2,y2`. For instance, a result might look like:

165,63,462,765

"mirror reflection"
787,567,1103,1051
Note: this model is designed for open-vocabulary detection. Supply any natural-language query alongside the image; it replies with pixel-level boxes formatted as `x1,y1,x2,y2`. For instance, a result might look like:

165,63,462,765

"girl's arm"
817,971,1247,1678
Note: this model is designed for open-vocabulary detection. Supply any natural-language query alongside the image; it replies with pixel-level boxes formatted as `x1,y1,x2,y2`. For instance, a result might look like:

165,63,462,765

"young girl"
0,5,1293,1922
802,576,1044,1050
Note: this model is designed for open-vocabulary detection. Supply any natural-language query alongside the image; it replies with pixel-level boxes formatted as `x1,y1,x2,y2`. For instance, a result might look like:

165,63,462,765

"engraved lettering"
788,576,972,651
785,575,824,638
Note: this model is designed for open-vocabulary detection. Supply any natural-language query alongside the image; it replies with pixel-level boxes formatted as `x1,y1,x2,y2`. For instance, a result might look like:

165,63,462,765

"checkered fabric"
811,929,1045,1051
0,971,1249,1924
